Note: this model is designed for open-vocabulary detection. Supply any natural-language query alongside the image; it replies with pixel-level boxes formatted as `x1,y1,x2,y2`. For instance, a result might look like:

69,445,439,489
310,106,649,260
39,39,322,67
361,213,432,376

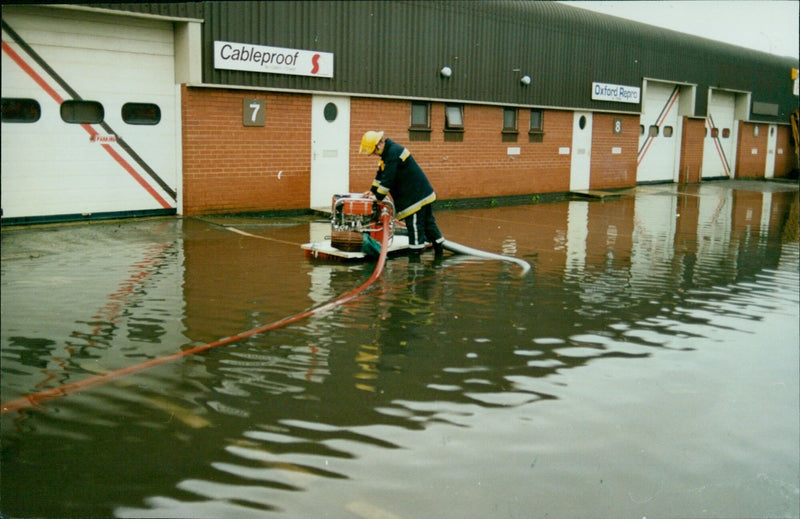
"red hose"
1,211,393,415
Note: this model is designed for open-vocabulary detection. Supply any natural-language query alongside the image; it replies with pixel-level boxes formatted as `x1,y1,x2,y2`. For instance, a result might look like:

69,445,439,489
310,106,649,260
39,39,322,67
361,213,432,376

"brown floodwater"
2,180,798,518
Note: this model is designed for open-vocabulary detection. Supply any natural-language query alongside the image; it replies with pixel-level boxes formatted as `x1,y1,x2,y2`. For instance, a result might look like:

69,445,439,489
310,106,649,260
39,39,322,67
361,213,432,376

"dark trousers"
404,204,444,251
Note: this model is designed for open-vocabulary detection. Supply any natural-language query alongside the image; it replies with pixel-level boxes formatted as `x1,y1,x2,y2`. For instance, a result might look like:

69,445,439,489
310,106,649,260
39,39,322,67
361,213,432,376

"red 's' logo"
311,53,320,74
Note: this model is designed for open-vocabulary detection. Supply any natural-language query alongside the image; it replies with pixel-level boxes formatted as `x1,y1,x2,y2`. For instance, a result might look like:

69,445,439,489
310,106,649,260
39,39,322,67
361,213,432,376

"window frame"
502,107,518,132
444,104,464,131
409,101,431,141
443,103,464,142
529,108,544,143
410,101,430,130
502,107,519,142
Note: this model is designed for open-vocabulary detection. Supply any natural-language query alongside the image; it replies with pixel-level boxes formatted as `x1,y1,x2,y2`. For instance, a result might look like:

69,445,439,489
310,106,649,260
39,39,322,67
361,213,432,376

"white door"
570,112,592,191
702,90,736,178
310,96,350,208
764,124,777,179
638,83,681,183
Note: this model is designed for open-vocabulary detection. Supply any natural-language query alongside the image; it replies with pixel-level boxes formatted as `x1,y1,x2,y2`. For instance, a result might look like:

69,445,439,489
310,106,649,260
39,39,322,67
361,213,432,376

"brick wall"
181,86,312,215
773,125,797,178
735,122,798,179
350,99,577,200
589,113,638,189
736,121,767,178
179,87,795,216
679,117,705,183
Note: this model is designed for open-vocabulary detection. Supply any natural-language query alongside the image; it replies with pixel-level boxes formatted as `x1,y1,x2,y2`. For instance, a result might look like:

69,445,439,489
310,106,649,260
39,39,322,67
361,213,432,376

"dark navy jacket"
369,139,436,220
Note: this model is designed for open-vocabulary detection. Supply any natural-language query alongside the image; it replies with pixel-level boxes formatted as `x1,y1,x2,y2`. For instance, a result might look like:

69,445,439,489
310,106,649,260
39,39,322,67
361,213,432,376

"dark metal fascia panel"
92,1,799,120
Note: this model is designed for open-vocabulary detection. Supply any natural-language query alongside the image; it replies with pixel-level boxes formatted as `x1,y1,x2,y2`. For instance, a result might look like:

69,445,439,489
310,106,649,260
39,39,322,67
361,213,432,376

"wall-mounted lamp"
520,75,531,85
440,66,452,78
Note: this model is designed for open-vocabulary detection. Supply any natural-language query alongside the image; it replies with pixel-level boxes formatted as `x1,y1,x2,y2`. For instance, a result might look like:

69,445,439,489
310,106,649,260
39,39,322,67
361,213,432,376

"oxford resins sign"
214,41,334,78
592,82,640,104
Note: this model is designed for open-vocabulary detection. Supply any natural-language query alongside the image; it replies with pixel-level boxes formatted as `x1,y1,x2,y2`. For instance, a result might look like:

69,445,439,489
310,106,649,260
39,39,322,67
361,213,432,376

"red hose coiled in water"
1,210,393,415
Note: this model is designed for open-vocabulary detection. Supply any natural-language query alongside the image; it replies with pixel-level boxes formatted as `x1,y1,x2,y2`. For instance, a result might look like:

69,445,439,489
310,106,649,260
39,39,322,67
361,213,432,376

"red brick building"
2,2,797,223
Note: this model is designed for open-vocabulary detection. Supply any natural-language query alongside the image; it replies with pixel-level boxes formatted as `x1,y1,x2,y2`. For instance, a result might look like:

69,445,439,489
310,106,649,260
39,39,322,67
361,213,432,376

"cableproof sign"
214,41,333,78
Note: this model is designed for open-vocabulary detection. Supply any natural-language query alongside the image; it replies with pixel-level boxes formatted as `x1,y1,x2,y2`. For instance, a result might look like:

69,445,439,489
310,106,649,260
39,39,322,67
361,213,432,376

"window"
1,98,41,123
444,104,464,142
502,107,518,142
721,128,730,138
122,102,161,125
409,102,431,141
444,104,463,130
662,126,673,137
530,110,543,131
323,102,338,122
410,102,430,128
640,124,645,136
61,100,103,124
710,128,719,138
529,109,544,143
649,125,659,137
503,108,517,131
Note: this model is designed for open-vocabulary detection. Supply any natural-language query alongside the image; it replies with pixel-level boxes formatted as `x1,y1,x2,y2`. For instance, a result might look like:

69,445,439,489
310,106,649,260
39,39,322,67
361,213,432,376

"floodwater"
1,180,798,519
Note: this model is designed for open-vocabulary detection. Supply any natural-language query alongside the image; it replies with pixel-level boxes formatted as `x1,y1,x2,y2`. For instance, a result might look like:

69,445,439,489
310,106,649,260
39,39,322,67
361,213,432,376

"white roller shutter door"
1,6,178,221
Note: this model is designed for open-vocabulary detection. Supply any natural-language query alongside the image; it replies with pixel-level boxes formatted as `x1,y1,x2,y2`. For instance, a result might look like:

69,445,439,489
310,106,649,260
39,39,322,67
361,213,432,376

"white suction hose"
442,240,531,276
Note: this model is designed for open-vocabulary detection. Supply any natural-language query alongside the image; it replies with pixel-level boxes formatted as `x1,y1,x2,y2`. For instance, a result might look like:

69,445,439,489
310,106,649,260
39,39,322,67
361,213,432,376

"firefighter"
360,131,444,257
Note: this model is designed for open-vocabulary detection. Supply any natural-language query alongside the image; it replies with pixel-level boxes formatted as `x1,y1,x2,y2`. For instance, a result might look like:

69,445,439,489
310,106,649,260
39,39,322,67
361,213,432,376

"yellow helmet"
359,131,384,154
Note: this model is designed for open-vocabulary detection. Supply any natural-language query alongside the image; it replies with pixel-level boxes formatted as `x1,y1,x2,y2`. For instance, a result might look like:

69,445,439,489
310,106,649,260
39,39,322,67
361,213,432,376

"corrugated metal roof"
89,1,799,119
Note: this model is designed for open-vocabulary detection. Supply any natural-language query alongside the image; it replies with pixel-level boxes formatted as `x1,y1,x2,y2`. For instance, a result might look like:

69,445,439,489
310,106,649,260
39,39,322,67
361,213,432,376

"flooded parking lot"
2,180,798,518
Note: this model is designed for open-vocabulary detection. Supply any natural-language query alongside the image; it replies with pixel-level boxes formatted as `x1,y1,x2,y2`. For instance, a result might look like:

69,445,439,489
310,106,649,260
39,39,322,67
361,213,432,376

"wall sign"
215,41,334,78
243,98,266,127
592,82,640,104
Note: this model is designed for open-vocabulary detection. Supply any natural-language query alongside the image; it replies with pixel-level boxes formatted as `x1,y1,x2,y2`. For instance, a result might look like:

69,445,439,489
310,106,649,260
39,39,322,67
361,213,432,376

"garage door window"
1,98,41,123
61,100,104,124
122,103,161,125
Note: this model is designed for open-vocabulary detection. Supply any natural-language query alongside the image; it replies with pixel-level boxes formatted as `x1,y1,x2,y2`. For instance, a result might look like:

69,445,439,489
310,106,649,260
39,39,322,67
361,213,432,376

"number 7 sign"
243,98,266,126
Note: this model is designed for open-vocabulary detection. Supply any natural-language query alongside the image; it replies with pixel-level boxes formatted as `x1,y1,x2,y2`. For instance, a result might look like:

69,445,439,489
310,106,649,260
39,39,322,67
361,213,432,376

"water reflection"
2,181,798,518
